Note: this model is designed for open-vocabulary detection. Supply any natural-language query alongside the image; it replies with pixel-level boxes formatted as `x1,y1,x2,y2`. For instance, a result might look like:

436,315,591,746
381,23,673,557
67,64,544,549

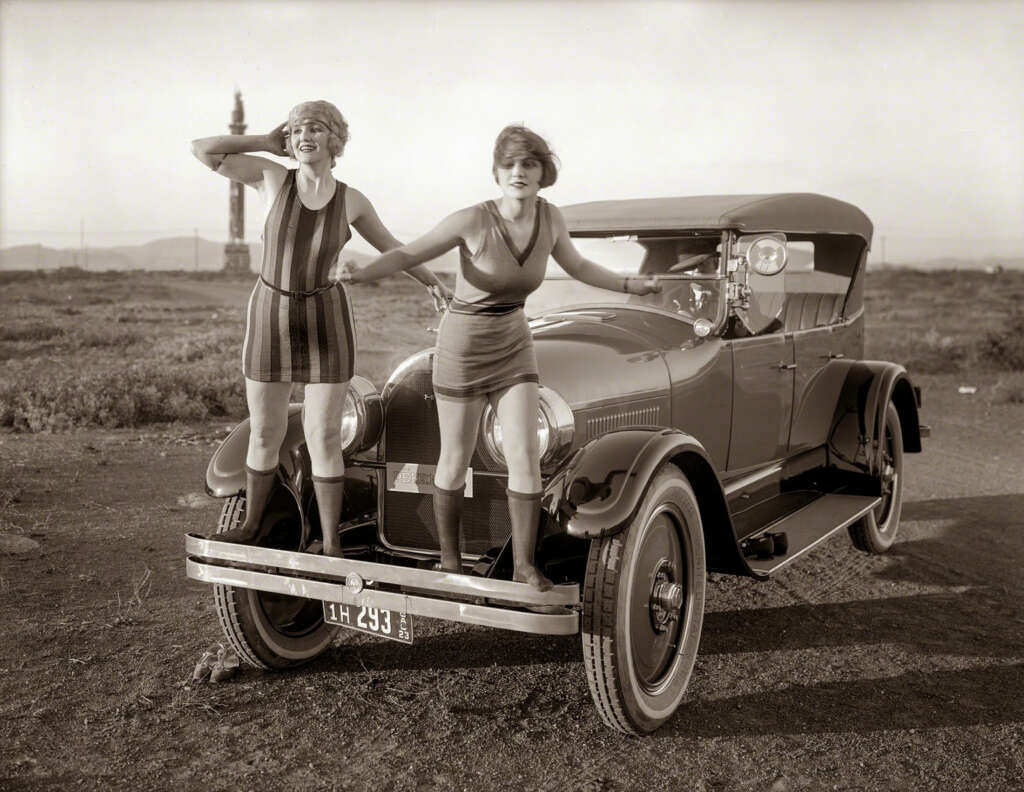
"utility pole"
194,228,199,271
80,216,86,269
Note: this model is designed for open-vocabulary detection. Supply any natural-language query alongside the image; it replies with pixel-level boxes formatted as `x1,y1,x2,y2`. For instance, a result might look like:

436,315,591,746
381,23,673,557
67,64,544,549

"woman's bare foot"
513,565,553,592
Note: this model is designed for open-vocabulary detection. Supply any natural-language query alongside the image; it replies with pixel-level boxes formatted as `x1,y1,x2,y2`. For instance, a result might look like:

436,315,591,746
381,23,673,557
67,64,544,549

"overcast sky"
2,0,1022,261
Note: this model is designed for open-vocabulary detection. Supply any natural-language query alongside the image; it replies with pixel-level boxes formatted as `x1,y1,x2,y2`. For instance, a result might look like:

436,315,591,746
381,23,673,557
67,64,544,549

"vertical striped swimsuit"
432,198,553,399
243,169,356,383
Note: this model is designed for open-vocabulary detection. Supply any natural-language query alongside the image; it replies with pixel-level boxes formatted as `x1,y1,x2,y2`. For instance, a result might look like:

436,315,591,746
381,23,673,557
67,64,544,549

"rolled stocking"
312,475,345,558
433,483,465,572
507,489,553,592
216,465,277,544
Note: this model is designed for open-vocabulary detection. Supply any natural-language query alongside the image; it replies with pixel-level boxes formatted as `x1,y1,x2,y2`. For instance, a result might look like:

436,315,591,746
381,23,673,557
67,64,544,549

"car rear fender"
205,404,309,498
548,428,749,576
831,361,923,473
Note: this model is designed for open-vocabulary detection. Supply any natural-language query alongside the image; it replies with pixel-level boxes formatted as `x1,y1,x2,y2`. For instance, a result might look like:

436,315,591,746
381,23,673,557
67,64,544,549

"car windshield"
526,234,725,324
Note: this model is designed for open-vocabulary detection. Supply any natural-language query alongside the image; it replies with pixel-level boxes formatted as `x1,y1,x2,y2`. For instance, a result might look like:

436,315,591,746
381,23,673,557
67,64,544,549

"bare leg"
214,379,292,543
494,382,551,590
244,379,293,471
303,382,348,556
433,394,487,572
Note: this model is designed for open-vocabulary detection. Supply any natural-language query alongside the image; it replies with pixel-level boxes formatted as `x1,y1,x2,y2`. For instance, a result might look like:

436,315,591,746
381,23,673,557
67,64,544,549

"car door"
727,332,795,469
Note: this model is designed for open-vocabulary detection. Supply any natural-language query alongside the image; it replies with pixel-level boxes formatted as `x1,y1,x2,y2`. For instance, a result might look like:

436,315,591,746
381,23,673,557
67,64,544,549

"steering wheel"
668,253,716,274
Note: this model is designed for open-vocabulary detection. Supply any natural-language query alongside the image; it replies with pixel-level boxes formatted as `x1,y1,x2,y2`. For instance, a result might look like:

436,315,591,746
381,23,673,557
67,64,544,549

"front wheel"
848,403,904,554
212,495,338,670
582,463,706,735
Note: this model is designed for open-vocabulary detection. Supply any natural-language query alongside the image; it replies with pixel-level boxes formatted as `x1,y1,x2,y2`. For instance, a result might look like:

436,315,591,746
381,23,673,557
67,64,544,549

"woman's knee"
249,415,288,451
303,422,342,455
435,446,473,487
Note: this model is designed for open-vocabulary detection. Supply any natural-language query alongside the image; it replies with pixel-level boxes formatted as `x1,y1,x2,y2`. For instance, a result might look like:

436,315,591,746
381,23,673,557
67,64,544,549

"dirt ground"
0,370,1021,792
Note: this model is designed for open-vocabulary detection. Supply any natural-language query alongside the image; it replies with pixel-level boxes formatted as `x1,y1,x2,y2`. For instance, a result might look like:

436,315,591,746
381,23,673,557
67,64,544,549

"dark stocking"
217,465,277,544
507,489,553,591
433,484,465,572
312,475,345,558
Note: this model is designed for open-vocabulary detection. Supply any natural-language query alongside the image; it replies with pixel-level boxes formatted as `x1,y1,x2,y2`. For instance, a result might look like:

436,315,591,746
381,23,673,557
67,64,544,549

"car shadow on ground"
700,589,1020,660
300,628,582,675
660,662,1024,738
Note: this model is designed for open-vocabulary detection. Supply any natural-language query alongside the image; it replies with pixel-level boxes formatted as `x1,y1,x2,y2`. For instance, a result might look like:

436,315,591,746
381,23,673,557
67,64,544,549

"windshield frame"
528,230,732,333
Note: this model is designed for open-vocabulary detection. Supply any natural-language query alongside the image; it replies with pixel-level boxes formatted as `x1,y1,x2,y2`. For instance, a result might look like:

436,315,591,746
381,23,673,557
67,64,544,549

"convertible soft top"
562,193,873,244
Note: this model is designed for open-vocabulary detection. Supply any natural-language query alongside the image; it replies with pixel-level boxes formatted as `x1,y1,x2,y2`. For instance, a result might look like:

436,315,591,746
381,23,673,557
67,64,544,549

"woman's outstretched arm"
342,208,475,284
549,205,660,295
346,189,452,300
190,122,288,187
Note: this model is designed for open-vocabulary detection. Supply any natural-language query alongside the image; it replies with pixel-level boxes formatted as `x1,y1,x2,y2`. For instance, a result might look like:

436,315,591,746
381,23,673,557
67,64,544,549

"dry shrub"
978,313,1024,371
0,324,65,343
0,360,245,431
890,328,972,375
73,328,145,349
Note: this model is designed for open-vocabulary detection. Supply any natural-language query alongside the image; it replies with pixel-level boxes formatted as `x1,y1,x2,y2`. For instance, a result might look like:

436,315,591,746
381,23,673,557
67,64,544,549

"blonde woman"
192,100,449,556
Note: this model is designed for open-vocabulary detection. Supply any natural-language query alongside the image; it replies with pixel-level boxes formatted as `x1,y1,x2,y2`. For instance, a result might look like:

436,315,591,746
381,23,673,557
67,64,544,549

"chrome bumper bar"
185,534,580,635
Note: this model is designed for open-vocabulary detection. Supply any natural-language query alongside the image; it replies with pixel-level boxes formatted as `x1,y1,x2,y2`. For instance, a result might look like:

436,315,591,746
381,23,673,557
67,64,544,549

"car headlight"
744,234,788,276
480,385,575,471
341,375,384,454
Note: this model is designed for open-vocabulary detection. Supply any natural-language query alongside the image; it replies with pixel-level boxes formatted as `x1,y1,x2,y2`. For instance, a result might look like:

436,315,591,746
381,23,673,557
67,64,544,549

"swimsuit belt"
448,298,524,316
259,276,337,299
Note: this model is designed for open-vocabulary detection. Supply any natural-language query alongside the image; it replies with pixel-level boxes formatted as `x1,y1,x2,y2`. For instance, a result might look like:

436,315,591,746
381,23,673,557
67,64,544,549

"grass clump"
978,313,1024,371
0,360,245,431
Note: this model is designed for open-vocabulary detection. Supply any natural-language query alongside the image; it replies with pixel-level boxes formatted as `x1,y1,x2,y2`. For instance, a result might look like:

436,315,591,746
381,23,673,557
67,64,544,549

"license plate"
322,601,414,644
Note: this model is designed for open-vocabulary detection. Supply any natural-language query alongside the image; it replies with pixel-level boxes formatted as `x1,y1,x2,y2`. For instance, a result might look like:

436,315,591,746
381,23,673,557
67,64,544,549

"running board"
744,494,881,576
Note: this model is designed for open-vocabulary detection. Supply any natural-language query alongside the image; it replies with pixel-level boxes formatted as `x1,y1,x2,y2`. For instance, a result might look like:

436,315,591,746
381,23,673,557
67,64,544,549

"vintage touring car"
186,193,927,734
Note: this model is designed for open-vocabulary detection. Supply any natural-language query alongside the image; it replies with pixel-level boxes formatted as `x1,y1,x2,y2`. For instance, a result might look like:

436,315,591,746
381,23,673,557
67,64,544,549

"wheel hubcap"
630,509,687,691
650,561,683,632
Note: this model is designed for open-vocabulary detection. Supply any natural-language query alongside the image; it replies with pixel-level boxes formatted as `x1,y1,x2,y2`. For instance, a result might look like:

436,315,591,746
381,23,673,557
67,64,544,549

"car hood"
529,307,690,408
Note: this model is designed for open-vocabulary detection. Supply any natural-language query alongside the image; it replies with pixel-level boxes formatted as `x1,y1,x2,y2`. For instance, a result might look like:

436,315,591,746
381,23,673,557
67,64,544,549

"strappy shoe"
191,643,223,682
209,645,240,683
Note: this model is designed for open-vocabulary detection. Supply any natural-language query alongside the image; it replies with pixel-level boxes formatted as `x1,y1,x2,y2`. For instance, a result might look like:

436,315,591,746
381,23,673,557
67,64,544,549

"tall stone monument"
223,91,251,273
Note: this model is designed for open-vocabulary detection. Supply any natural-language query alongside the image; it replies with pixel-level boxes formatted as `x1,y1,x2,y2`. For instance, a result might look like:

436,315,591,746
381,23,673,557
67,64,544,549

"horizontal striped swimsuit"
432,199,552,399
243,170,356,383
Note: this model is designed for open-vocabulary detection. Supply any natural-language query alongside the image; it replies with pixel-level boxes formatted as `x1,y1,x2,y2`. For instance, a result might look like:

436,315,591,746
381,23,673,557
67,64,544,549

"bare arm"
346,189,448,293
190,122,288,188
549,206,660,295
342,208,476,285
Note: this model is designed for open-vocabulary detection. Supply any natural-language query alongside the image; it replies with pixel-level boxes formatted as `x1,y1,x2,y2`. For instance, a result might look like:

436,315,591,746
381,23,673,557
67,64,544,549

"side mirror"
734,233,788,276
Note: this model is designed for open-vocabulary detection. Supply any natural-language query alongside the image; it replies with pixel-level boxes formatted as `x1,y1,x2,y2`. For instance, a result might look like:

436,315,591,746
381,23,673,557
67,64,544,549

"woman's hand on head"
267,121,289,156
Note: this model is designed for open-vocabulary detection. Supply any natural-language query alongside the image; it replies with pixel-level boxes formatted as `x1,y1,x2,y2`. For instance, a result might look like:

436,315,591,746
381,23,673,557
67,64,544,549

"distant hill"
0,237,379,273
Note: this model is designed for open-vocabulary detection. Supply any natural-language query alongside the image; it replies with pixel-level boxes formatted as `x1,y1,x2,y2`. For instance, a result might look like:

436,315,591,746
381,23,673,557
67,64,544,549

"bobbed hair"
284,100,349,166
492,125,559,189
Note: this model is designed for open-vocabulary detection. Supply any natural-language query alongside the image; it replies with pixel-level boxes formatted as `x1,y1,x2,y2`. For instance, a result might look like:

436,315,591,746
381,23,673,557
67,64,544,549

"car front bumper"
185,534,580,635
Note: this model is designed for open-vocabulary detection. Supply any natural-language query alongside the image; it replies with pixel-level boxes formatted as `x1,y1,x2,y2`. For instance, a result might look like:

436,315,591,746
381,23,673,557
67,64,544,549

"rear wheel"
212,495,338,669
582,464,706,734
849,403,904,554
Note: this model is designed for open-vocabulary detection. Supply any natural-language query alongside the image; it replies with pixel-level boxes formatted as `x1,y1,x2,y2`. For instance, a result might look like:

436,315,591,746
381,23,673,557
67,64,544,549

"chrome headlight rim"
341,375,384,454
479,385,575,472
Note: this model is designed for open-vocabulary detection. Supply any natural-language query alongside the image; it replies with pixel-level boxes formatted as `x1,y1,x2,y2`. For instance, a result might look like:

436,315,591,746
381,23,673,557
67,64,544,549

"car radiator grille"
381,361,509,556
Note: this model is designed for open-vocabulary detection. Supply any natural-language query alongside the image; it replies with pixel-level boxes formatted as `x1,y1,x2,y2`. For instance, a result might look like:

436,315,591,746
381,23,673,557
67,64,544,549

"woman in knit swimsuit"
191,100,449,556
342,125,659,589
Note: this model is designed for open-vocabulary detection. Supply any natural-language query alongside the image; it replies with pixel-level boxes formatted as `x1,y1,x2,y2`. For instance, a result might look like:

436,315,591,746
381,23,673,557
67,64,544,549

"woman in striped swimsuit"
342,126,659,589
192,100,448,556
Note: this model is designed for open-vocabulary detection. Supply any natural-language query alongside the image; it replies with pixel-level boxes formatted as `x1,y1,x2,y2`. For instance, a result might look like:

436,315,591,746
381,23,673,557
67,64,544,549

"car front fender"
205,404,307,497
545,428,748,575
